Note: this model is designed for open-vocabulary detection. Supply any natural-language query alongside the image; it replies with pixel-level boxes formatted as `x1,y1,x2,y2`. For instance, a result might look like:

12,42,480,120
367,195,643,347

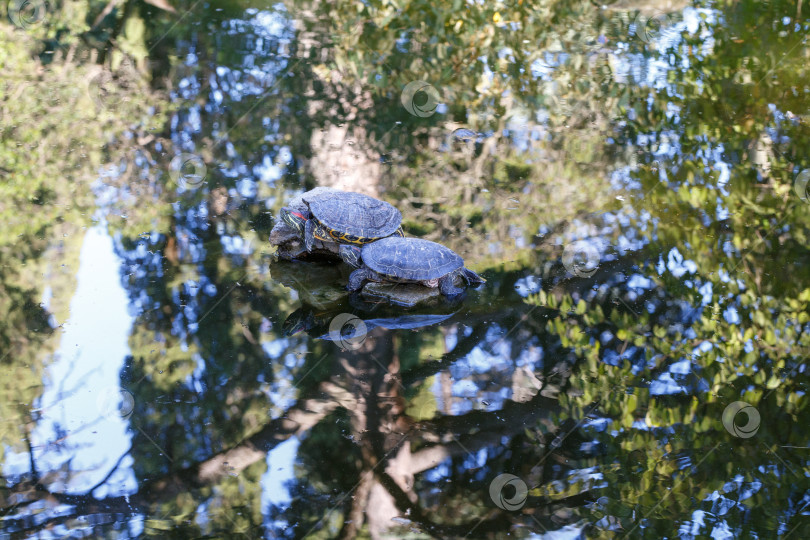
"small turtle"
342,237,485,297
280,191,404,252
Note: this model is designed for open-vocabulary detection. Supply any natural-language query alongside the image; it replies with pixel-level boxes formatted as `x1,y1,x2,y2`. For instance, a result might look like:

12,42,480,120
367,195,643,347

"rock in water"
361,282,443,307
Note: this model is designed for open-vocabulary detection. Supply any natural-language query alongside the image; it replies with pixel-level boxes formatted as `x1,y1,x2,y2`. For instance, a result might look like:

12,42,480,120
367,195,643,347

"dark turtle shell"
361,237,464,281
305,191,402,241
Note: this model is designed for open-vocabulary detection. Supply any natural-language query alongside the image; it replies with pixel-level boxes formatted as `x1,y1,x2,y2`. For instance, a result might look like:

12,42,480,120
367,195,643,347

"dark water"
1,0,809,538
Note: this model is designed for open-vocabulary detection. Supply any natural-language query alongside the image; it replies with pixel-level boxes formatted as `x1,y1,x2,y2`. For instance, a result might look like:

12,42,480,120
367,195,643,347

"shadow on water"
1,0,809,538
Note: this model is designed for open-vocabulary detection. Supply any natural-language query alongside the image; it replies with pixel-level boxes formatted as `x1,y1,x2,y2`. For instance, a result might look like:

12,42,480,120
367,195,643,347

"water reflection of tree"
3,263,807,538
0,13,159,501
2,289,578,537
3,0,810,537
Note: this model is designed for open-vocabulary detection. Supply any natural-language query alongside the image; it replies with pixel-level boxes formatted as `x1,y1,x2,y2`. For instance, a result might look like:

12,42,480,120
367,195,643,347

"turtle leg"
304,219,316,252
339,244,363,268
392,227,405,238
348,267,374,291
439,274,465,297
461,267,486,286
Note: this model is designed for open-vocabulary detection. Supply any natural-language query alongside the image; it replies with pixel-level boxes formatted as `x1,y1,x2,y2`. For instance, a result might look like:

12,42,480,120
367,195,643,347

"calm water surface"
1,0,808,538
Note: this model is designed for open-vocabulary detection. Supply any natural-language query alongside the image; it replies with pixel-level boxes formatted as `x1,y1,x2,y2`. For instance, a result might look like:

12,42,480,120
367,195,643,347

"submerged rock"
360,282,443,307
359,273,469,307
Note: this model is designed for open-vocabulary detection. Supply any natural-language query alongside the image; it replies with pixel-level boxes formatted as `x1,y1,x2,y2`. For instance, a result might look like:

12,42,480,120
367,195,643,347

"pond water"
1,0,809,538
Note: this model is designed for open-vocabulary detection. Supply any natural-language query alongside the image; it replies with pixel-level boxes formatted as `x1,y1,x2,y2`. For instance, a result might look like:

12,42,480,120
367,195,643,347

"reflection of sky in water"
535,525,585,539
261,436,299,532
4,226,136,498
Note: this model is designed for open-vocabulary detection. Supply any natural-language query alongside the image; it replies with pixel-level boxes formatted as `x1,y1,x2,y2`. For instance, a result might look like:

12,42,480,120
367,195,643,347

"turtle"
280,191,404,252
270,187,343,260
342,237,485,297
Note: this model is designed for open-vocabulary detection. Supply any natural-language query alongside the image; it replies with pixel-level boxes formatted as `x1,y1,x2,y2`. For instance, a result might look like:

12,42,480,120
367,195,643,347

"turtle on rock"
281,191,404,252
341,237,485,297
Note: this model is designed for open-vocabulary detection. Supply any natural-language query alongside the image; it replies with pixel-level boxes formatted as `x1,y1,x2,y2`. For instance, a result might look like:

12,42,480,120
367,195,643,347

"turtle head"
339,244,363,268
282,308,312,336
280,207,309,237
